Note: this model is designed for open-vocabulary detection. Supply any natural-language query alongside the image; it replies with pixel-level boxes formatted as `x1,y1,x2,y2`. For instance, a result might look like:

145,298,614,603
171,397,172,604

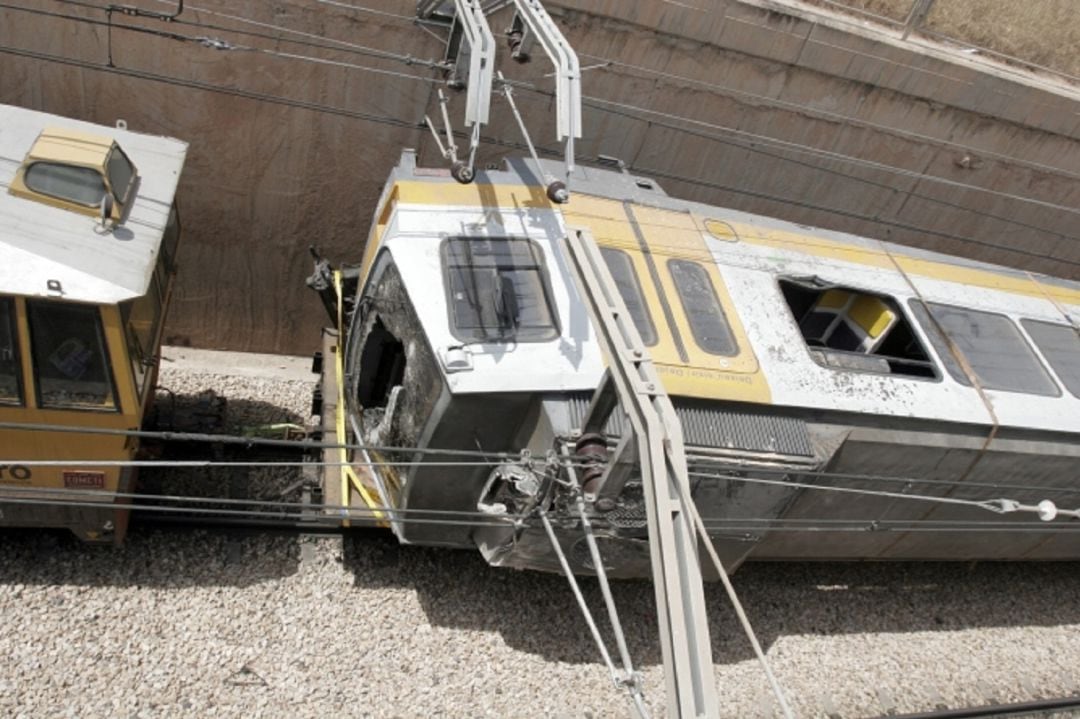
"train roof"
0,104,188,304
381,150,1080,298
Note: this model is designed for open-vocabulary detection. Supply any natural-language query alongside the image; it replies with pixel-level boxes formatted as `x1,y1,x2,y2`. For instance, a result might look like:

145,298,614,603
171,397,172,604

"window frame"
666,258,739,357
599,246,658,347
1020,318,1080,399
23,161,108,208
777,278,941,382
440,236,560,344
106,144,137,205
0,296,24,407
26,299,121,413
909,300,1061,398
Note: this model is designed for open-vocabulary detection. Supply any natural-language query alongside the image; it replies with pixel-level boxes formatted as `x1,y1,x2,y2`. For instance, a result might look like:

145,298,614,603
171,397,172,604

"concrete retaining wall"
2,0,1077,353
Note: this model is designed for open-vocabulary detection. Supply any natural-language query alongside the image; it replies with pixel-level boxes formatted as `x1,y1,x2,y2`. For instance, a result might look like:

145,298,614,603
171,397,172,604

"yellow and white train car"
0,104,186,542
317,150,1080,575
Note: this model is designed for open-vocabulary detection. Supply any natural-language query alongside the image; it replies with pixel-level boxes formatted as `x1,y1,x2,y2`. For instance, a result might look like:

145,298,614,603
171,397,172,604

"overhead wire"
3,13,1078,264
22,0,1080,235
4,29,1063,269
576,51,1080,183
688,470,1080,520
4,2,444,85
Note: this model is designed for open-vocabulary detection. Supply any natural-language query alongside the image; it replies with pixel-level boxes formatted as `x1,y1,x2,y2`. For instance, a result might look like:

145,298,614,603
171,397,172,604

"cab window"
27,300,117,411
442,237,558,343
24,162,107,207
0,298,22,405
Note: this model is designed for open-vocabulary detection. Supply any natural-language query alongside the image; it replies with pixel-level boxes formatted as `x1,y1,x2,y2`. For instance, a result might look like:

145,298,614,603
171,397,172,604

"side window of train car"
0,298,22,405
1021,319,1080,398
599,247,657,346
442,237,558,343
780,280,937,378
120,272,164,397
909,301,1059,396
26,301,118,411
667,259,737,356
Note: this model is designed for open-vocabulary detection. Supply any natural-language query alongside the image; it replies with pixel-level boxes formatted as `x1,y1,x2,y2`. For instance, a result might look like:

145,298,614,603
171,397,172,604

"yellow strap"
332,270,385,525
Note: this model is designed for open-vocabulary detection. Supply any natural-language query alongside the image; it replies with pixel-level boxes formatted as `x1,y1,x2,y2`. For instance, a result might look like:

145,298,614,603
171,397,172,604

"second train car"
312,149,1080,576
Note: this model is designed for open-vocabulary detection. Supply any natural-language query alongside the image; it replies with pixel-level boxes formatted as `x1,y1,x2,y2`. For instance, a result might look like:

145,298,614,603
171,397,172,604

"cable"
689,470,1080,520
2,458,515,468
507,83,1080,246
576,51,1080,183
0,495,516,529
46,0,441,67
4,3,443,85
20,0,1080,240
4,37,1076,266
0,419,534,462
0,482,525,520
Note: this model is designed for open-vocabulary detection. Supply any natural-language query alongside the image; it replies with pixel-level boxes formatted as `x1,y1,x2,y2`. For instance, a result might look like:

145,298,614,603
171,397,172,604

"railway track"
3,354,1079,718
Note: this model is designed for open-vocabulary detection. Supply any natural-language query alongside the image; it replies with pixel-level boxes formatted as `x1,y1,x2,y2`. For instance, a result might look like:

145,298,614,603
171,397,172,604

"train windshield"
0,298,22,405
27,301,117,411
442,237,558,343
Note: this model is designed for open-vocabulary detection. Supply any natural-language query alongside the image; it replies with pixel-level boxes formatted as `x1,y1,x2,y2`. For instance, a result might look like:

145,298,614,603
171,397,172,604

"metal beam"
562,226,721,719
510,0,582,175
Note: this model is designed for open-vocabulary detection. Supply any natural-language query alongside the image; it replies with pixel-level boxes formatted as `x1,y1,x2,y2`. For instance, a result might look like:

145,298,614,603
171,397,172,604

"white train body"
315,150,1080,576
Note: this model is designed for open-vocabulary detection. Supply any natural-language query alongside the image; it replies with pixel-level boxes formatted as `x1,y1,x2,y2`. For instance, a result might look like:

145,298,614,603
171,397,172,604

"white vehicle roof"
0,104,188,304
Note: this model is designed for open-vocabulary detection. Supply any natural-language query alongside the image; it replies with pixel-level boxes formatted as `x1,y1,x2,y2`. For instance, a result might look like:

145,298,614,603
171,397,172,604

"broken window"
357,317,406,410
907,301,1058,396
1021,319,1080,398
781,279,936,378
27,300,117,410
668,259,737,356
600,247,657,346
443,237,558,343
0,297,22,405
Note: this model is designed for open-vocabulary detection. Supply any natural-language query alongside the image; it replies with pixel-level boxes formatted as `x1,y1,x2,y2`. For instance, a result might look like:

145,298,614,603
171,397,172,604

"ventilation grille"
563,395,814,457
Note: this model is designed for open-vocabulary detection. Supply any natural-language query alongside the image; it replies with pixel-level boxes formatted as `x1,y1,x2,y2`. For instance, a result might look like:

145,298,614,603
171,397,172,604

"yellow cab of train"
0,104,187,542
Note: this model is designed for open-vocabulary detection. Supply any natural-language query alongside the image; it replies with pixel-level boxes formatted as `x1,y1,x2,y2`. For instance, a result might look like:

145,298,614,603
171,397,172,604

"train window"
0,298,22,405
1021,319,1080,398
910,302,1058,396
27,301,117,411
781,280,937,378
357,317,405,409
442,237,558,343
667,260,737,356
600,247,657,346
24,162,107,207
120,272,164,397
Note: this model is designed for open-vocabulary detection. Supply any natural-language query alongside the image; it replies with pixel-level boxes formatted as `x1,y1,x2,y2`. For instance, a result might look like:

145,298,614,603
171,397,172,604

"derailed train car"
0,105,186,542
312,149,1080,576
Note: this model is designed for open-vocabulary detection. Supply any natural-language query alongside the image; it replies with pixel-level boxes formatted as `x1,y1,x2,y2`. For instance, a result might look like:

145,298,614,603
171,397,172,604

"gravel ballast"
1,347,1078,718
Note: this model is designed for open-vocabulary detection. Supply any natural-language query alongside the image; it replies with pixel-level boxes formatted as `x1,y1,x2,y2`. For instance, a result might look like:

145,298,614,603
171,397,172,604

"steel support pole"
563,227,720,719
